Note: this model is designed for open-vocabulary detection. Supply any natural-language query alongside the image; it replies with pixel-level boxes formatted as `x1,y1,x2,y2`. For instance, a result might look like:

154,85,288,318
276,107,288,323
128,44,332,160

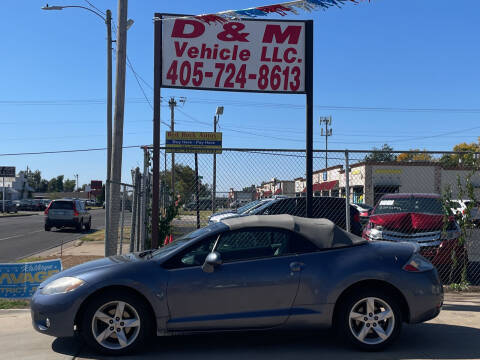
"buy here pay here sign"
160,17,307,93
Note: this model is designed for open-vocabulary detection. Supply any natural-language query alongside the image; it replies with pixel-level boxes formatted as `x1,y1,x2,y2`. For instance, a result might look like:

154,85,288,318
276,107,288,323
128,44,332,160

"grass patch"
0,299,30,309
80,227,131,243
17,257,44,263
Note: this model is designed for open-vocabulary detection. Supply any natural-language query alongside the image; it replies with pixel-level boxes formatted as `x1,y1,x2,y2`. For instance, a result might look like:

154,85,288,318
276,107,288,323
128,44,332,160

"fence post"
195,152,200,229
129,169,138,253
141,148,148,250
119,184,125,255
345,150,351,233
136,169,142,251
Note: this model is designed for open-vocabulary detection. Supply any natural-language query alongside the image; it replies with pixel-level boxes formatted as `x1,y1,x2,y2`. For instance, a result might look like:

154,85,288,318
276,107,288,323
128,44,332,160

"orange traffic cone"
169,234,173,244
164,235,169,246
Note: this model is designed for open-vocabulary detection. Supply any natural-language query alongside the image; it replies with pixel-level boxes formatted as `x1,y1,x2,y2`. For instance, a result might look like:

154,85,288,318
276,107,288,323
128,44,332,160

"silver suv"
44,199,91,232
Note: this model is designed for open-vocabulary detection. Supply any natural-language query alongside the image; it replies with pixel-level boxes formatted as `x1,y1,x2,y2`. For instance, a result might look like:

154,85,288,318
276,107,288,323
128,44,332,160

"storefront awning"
274,188,282,195
262,190,272,197
302,180,339,193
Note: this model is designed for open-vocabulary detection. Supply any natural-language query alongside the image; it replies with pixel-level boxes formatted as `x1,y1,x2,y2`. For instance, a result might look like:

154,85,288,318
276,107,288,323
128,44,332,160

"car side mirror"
202,251,222,273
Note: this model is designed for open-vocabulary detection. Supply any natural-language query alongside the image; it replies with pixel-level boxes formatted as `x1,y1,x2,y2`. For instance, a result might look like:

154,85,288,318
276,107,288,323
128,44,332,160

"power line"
0,145,143,157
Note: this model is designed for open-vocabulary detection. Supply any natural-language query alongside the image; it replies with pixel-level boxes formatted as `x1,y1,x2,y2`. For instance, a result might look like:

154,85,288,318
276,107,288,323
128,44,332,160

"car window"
163,236,218,269
214,228,300,262
50,201,73,210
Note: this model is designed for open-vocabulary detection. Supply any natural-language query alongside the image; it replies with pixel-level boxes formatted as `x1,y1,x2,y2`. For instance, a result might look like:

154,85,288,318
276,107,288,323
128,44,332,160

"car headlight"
40,277,85,295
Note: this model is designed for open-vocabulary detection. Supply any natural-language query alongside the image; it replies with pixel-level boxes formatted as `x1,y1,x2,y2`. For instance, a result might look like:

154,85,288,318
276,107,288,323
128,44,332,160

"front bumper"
30,285,90,337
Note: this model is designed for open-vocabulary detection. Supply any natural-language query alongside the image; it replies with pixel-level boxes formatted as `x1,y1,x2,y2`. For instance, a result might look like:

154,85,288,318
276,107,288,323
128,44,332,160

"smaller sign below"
0,167,15,177
0,259,62,299
166,131,222,154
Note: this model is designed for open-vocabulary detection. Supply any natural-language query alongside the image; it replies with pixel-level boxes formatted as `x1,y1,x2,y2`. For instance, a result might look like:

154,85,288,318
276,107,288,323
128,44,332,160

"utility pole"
74,174,79,192
319,116,333,181
168,97,177,199
107,0,128,256
105,8,113,255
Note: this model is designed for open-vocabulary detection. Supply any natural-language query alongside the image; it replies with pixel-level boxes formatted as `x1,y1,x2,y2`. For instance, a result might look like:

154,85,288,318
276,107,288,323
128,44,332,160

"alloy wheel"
91,300,141,350
348,297,395,345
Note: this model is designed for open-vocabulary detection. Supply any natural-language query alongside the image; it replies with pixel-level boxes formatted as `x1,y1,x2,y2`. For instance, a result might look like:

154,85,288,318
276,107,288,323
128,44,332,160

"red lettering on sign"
239,49,250,61
174,41,188,57
284,48,297,63
219,48,230,60
262,25,302,44
188,46,199,58
171,19,205,38
217,23,250,42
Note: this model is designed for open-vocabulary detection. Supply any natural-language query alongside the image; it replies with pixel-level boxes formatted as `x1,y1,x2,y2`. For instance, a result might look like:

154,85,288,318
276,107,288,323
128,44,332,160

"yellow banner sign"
166,131,222,154
375,169,402,174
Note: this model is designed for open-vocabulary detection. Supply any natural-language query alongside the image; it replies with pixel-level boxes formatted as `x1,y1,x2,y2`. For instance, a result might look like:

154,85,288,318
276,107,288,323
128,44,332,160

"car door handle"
289,262,304,272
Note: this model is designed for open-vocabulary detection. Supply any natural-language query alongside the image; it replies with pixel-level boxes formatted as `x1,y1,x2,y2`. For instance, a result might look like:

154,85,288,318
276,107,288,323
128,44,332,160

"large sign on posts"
160,17,307,93
0,167,15,177
166,131,222,154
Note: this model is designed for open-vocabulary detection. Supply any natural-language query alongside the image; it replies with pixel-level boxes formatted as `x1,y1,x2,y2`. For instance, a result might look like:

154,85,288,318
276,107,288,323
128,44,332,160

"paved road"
0,293,479,360
0,209,106,262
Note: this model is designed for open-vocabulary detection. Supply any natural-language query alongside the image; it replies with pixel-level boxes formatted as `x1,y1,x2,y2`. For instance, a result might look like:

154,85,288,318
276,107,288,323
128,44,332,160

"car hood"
39,253,144,287
369,212,444,232
210,212,237,222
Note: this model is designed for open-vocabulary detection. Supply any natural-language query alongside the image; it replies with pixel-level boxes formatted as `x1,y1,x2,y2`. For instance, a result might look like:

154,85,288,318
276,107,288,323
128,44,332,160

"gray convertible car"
31,215,443,355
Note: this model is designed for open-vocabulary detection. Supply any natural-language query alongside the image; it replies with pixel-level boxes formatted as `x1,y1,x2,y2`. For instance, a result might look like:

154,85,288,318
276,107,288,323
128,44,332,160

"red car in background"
363,193,466,282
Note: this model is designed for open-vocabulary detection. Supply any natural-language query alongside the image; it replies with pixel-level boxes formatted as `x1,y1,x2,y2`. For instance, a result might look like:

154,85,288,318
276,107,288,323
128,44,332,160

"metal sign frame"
152,13,314,247
0,167,15,177
158,14,308,94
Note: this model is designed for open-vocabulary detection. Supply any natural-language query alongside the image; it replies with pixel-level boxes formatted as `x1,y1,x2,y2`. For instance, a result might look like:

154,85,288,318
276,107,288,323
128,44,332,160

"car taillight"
44,203,51,215
354,213,360,223
360,211,369,217
403,253,434,272
73,204,79,217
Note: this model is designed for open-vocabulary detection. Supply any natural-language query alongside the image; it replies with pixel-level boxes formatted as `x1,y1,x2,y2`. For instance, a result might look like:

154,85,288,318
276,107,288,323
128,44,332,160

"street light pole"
41,3,116,255
319,116,333,182
212,106,223,213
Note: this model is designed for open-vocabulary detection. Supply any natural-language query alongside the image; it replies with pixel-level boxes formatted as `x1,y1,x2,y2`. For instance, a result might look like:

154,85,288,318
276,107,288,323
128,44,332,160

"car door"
165,228,302,330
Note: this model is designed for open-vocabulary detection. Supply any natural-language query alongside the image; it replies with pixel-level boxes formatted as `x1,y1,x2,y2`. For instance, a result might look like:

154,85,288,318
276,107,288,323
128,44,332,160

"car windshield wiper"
138,249,155,258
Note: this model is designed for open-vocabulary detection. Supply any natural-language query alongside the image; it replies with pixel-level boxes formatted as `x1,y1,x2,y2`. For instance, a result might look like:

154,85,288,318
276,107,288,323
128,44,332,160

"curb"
0,213,39,219
0,309,30,315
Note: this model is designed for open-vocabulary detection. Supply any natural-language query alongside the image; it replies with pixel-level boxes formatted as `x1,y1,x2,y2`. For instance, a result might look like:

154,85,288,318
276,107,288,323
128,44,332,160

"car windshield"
236,200,261,214
151,223,224,258
374,197,444,215
50,201,73,210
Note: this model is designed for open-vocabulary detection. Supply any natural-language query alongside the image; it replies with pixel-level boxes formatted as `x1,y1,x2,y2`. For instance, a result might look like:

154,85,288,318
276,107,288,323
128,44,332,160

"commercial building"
294,161,480,206
256,178,295,199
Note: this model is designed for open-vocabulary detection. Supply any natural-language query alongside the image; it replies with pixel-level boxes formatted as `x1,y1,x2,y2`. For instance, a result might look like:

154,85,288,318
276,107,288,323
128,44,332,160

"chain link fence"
146,147,480,286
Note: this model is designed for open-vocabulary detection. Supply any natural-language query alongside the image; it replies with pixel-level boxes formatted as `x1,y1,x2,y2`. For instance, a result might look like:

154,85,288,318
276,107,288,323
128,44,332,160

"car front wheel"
81,291,152,355
336,289,402,350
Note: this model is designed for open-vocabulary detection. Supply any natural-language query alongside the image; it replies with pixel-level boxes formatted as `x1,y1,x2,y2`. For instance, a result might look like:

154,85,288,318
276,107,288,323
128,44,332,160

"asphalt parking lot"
1,293,479,360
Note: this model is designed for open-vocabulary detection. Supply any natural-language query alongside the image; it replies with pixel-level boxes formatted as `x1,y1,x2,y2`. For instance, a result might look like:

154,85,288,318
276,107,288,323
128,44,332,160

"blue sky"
0,0,479,187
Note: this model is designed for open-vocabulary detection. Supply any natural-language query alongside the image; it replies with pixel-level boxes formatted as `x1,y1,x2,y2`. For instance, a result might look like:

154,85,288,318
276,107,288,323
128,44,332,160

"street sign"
90,180,103,190
166,131,222,154
160,16,306,93
0,167,15,177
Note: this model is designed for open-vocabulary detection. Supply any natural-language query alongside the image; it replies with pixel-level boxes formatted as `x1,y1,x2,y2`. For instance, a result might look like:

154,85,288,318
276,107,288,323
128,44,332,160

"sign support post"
2,176,4,213
305,20,313,218
152,13,162,248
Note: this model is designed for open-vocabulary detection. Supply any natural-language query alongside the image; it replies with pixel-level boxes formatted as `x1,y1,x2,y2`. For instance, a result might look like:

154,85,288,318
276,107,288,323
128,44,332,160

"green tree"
440,142,480,167
397,149,433,162
47,178,57,192
56,175,64,192
63,179,76,192
242,185,256,193
364,144,396,162
161,164,210,204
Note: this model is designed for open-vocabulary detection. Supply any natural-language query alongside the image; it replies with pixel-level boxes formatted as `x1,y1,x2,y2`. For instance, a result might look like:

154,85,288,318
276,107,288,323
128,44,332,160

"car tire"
80,291,152,355
44,224,51,231
335,288,402,351
76,220,83,232
85,218,91,231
